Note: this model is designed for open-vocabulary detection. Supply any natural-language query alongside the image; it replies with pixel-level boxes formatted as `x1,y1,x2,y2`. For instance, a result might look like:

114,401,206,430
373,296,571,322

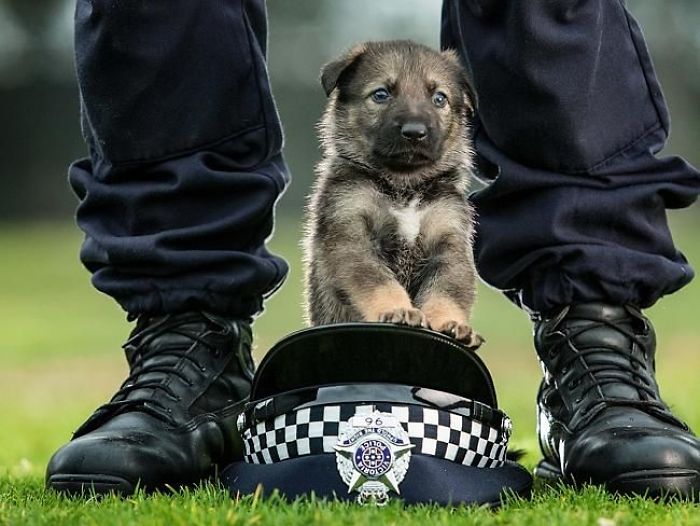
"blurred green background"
0,0,698,476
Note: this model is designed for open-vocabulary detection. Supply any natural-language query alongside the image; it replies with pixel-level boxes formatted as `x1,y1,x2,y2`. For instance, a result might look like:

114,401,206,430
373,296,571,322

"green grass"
0,212,699,524
2,478,700,526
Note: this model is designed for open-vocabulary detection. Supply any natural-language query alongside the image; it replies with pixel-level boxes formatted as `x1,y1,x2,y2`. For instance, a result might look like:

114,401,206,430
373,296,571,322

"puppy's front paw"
434,320,484,349
378,307,428,328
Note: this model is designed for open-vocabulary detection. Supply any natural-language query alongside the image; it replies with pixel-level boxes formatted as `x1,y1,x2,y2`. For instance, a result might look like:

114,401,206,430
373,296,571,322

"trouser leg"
441,0,699,312
69,0,289,318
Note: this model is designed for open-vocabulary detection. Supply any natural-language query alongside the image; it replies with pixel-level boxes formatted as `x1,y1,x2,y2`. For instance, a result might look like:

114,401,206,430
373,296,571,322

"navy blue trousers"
70,0,699,318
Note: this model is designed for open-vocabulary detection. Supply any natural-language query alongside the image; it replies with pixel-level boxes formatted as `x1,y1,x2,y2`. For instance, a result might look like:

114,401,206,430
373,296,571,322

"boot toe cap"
565,426,700,498
46,427,198,495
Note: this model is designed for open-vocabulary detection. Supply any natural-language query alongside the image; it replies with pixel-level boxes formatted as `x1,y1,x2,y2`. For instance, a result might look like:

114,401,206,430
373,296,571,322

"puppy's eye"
432,91,448,108
371,88,391,103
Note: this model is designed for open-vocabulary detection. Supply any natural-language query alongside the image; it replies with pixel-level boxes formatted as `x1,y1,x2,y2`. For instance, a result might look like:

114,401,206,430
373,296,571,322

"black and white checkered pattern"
242,402,509,468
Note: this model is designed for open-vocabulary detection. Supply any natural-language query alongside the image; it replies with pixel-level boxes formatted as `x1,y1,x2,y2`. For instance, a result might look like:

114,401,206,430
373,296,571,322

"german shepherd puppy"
303,40,482,348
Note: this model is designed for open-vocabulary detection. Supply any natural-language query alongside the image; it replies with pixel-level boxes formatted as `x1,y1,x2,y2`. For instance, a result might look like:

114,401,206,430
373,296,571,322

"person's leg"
47,0,288,495
442,0,699,498
442,0,698,312
70,0,288,317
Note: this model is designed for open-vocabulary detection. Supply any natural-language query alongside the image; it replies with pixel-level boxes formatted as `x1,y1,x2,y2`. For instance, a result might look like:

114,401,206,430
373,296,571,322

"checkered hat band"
242,403,508,468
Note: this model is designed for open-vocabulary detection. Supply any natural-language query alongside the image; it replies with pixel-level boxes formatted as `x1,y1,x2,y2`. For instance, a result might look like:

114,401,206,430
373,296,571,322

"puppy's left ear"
459,73,478,117
320,43,368,97
442,49,478,117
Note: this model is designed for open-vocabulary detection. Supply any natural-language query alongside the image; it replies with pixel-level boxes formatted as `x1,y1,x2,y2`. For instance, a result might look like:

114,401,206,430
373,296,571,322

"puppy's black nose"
400,122,428,141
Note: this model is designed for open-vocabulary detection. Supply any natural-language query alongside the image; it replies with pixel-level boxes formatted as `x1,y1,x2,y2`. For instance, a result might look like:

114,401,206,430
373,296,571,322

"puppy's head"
319,40,476,182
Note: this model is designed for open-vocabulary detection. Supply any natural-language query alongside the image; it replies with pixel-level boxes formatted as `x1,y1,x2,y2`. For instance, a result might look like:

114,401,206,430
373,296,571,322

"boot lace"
74,313,223,436
547,313,680,426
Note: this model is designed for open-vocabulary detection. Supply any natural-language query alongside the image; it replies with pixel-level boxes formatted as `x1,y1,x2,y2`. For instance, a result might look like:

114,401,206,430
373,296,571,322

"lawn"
0,212,698,525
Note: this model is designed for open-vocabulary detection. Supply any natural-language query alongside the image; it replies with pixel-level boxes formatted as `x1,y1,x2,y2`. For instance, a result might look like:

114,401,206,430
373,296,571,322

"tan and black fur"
303,40,483,347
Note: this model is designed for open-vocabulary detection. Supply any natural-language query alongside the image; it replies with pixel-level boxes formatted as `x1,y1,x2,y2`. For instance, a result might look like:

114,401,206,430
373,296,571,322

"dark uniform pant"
69,0,699,318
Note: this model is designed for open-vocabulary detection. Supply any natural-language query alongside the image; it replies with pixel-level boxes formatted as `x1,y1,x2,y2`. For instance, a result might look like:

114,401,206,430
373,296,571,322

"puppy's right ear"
320,44,367,97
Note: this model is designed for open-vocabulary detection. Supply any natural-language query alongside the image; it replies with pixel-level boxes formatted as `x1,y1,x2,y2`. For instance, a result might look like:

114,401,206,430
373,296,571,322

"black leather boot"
46,312,255,495
534,303,699,499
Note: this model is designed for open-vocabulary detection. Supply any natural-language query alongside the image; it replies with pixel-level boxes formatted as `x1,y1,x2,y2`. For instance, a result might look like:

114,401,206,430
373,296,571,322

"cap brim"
251,323,497,407
222,454,532,507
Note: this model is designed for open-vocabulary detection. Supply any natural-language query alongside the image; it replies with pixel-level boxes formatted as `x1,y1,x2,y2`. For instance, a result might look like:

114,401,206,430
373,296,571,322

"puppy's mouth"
373,149,435,172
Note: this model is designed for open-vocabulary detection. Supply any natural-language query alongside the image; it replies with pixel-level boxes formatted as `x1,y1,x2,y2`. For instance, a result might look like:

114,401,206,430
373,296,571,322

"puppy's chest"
373,197,434,271
389,198,427,245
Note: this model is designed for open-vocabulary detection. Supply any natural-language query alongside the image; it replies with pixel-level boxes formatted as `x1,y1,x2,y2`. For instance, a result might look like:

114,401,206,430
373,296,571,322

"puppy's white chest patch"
391,198,426,244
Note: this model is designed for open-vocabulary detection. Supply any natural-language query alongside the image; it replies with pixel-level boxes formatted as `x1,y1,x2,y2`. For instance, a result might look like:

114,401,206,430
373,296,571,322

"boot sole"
535,459,700,501
47,474,136,496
